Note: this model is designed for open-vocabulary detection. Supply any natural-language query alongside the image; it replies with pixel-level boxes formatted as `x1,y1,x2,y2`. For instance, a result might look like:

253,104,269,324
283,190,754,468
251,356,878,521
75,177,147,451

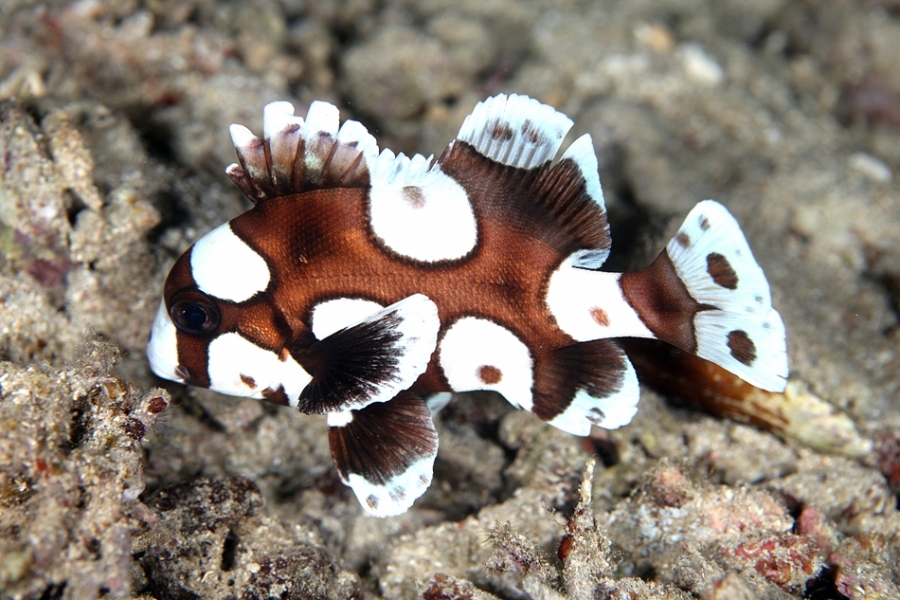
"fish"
147,94,788,517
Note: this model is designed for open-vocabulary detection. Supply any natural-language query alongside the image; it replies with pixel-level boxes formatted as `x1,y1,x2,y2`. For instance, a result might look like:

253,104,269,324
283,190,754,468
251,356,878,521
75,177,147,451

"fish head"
147,220,311,406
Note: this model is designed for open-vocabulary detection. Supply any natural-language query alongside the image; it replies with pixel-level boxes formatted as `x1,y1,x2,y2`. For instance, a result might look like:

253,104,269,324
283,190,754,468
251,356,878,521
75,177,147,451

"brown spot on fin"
226,101,378,204
727,330,757,366
328,391,437,517
707,252,739,289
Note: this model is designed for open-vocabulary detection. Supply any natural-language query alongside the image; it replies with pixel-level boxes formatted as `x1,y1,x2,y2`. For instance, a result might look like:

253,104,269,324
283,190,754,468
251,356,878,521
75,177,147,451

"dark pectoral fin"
328,391,438,517
297,294,440,414
533,340,640,436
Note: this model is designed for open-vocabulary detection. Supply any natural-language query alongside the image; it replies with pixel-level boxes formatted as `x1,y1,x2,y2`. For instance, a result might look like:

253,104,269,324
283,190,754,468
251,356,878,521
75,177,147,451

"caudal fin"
662,200,788,392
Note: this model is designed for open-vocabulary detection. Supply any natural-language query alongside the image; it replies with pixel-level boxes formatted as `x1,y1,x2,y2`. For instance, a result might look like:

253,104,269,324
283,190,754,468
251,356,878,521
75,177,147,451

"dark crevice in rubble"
804,565,850,600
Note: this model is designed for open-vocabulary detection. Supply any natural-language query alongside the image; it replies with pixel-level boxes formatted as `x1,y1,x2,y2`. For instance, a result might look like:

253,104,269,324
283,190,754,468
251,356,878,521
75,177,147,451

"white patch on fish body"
545,256,654,341
190,223,270,303
438,317,534,411
369,156,477,262
207,332,312,406
311,298,384,340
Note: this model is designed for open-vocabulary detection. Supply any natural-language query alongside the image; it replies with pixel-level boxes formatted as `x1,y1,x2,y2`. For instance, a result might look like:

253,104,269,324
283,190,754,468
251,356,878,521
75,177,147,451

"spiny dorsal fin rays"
456,93,574,170
227,123,271,202
226,95,599,215
226,95,611,267
264,101,303,194
226,101,379,204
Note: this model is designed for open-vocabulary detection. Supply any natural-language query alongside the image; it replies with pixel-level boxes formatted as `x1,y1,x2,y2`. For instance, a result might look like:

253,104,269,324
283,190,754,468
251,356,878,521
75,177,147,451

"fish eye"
169,291,220,335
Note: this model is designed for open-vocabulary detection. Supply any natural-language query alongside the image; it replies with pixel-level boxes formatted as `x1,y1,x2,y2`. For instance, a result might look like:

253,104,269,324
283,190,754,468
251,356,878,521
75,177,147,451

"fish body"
148,95,788,516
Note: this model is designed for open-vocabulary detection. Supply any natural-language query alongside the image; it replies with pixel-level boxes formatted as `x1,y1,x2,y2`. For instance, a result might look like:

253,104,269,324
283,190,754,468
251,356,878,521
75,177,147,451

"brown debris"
624,339,872,459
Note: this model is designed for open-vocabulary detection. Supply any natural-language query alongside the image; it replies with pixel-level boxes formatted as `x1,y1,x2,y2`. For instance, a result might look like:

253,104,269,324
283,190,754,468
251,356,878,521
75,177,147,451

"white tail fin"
667,200,788,392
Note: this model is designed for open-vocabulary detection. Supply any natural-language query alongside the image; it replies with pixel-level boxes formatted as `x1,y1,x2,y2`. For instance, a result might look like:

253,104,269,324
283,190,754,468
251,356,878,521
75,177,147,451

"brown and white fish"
147,94,788,516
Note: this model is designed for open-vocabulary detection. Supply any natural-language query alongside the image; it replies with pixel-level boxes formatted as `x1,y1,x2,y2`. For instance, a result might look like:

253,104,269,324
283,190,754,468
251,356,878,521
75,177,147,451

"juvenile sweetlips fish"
147,94,788,517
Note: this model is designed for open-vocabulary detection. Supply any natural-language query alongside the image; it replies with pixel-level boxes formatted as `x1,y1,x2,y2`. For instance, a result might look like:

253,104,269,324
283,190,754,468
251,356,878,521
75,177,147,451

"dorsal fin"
226,95,612,267
226,100,381,204
437,94,612,267
327,391,438,517
456,93,573,170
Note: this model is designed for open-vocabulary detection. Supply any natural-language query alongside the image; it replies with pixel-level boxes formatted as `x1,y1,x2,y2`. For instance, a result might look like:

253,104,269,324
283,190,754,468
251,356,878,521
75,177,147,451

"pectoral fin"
296,294,440,414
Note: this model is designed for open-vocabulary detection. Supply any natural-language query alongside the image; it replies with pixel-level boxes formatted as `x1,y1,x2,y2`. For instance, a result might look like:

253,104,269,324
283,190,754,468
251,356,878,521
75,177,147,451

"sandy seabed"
1,1,899,598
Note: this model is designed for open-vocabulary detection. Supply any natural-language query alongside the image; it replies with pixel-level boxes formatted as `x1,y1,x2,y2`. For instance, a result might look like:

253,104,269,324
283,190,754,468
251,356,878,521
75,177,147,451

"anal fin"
533,340,640,436
328,392,438,517
296,294,440,414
